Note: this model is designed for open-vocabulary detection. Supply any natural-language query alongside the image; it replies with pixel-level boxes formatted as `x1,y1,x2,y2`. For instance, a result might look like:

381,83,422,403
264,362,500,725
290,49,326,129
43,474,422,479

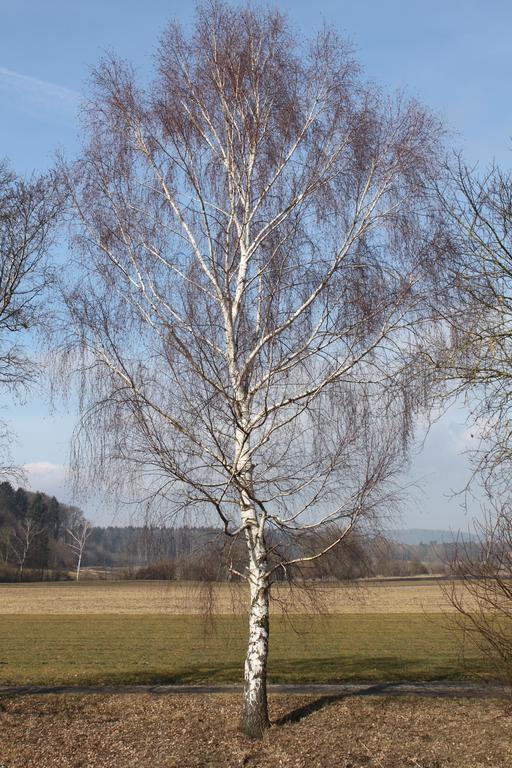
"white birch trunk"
236,420,271,738
240,529,270,738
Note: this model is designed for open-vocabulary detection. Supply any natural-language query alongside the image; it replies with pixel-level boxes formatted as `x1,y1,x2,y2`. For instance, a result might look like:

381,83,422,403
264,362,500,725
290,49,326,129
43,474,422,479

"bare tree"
60,2,447,737
9,517,42,580
445,506,512,684
433,159,512,684
434,159,512,486
66,512,92,580
0,161,60,478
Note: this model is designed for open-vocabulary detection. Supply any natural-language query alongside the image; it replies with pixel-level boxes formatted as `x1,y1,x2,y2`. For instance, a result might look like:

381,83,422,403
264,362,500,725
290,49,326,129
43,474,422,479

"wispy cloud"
23,461,69,496
0,67,80,113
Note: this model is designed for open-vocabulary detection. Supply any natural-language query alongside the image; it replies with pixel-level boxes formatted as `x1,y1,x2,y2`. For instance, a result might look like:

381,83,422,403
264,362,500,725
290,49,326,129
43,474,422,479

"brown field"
0,578,464,615
1,692,511,768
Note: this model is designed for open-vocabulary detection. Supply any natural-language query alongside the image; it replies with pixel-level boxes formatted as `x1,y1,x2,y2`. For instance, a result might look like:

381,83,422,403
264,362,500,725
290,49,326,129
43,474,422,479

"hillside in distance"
0,481,476,580
389,529,477,546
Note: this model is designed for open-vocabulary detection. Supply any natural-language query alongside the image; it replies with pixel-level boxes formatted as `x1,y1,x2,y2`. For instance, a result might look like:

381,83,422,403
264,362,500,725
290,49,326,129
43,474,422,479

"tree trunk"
234,401,271,738
239,566,270,738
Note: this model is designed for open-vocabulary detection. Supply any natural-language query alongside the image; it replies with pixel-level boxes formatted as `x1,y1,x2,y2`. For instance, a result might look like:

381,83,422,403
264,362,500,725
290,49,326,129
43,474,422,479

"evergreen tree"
0,481,16,527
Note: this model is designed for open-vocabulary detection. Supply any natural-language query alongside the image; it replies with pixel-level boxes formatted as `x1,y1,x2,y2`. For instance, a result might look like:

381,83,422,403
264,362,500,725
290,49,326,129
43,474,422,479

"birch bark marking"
236,421,270,737
242,546,270,738
232,346,272,737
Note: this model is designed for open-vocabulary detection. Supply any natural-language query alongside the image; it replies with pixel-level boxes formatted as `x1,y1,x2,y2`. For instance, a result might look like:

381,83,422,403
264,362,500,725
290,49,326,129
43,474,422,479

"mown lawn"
0,613,488,686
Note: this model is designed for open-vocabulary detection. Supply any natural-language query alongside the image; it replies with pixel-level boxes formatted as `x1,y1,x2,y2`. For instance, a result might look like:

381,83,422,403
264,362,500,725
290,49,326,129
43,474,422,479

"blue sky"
1,1,511,526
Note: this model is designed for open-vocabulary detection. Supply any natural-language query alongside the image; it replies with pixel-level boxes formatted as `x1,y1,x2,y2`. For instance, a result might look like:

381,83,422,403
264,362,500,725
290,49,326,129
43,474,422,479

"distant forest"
0,482,466,581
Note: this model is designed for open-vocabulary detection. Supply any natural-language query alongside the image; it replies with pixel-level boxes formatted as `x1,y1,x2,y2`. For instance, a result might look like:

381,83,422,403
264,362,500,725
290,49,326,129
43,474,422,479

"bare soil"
1,692,510,767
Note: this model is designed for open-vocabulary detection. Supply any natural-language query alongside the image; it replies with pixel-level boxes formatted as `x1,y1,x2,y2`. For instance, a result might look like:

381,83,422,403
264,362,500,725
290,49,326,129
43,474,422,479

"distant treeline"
83,523,478,580
0,482,473,581
0,481,85,580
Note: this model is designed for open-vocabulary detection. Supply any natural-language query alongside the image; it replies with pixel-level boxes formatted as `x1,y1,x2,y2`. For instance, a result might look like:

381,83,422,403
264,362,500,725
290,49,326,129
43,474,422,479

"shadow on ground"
274,685,391,725
0,654,488,689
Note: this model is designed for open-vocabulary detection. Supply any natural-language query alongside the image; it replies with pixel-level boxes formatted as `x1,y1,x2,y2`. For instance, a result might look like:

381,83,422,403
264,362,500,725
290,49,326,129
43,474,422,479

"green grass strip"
0,614,488,686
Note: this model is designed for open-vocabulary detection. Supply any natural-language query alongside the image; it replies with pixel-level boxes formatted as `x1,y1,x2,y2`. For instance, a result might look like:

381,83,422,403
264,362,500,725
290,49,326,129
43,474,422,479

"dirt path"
0,681,509,698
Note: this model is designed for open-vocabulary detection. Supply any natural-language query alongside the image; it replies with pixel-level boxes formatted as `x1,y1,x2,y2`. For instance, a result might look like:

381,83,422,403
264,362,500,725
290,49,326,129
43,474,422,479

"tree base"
239,700,270,739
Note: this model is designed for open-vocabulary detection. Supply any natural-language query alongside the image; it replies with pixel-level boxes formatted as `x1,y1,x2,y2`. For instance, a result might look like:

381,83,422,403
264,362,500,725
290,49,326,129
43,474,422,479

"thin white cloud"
0,66,80,112
23,461,69,497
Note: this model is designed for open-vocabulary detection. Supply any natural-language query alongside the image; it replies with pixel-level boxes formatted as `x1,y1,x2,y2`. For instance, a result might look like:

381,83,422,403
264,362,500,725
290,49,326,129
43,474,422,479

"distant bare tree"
60,3,448,737
0,161,60,478
9,517,42,580
66,513,92,581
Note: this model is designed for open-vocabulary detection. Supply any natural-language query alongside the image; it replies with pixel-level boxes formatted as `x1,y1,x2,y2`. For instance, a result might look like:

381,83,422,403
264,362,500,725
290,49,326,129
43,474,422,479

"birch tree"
436,160,512,487
9,517,42,580
0,161,60,478
433,159,512,686
60,2,447,737
66,513,92,581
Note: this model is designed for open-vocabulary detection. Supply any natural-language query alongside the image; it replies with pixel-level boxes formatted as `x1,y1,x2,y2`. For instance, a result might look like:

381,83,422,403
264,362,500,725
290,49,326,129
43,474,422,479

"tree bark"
239,560,270,738
236,416,271,739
